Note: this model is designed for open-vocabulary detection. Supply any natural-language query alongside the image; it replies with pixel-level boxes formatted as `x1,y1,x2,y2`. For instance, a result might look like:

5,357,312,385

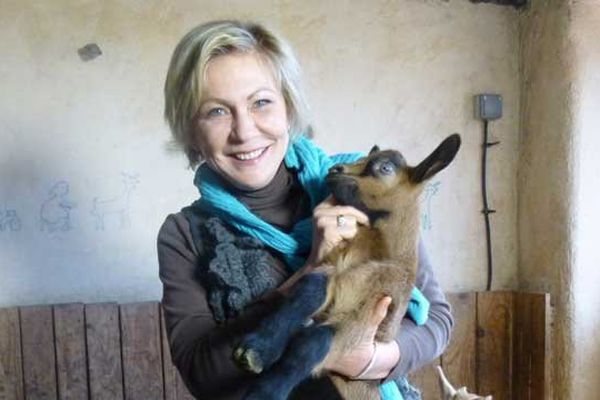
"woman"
158,20,453,400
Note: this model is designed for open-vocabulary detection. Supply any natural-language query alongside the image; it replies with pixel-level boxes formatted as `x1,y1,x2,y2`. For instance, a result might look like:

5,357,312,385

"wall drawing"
40,181,76,232
91,172,140,230
420,181,441,231
0,208,22,232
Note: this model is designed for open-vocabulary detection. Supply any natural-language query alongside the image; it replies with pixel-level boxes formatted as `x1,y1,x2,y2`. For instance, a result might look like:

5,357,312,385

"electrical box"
475,94,502,121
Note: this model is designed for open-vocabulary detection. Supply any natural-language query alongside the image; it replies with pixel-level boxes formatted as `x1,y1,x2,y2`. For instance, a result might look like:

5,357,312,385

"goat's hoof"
234,346,264,374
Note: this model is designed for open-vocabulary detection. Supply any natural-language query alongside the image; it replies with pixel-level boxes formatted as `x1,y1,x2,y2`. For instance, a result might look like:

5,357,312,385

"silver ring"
336,215,347,228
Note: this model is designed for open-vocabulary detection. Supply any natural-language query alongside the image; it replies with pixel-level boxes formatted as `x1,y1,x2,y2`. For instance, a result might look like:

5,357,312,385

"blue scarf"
194,136,426,399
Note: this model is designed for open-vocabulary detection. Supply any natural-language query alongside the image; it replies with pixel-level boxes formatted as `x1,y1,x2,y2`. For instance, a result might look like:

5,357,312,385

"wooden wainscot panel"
85,303,124,400
0,307,24,400
512,292,550,400
160,306,195,400
20,305,57,400
120,302,164,400
409,358,441,399
54,303,88,400
476,292,513,400
443,292,477,392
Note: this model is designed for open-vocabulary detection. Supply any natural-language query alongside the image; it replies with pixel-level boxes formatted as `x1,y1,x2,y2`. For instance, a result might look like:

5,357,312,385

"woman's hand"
307,196,369,265
324,296,400,380
277,196,369,295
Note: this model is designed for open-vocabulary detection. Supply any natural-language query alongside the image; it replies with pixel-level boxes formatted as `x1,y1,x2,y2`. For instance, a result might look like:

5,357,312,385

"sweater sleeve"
157,213,286,399
385,239,454,380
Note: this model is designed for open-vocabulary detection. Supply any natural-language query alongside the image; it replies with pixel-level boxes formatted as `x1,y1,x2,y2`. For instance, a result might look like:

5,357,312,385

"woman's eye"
379,161,395,175
254,98,271,108
207,107,227,117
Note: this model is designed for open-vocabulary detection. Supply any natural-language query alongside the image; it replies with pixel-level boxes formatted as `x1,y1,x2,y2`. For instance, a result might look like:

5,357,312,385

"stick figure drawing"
40,181,76,232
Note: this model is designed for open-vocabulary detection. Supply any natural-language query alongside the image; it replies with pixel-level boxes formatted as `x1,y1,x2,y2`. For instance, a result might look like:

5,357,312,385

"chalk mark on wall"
40,181,76,232
91,172,140,230
420,181,441,231
0,207,22,232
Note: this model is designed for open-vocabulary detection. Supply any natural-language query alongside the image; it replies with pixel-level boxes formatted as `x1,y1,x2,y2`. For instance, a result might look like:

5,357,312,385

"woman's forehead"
202,52,280,99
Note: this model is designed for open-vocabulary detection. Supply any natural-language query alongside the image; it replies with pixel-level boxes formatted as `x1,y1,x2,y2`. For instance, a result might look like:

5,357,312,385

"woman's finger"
315,205,369,226
371,296,392,326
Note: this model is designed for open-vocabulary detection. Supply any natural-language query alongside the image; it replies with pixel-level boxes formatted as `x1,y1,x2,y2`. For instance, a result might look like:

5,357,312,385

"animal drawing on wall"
234,134,461,400
91,172,140,230
420,181,441,231
0,207,22,232
40,181,76,232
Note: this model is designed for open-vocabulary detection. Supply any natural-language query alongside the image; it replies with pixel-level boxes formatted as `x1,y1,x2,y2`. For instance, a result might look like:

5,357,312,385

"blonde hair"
164,20,312,167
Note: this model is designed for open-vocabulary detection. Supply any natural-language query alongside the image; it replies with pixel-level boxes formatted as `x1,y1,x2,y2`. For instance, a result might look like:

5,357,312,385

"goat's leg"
234,272,329,374
243,324,335,400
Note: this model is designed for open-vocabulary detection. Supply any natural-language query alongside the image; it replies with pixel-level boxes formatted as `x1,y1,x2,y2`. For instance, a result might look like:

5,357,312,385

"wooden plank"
20,305,57,400
476,291,513,400
85,303,123,400
512,293,550,400
442,293,477,392
161,305,177,400
0,307,24,400
409,358,440,399
120,302,163,400
160,306,194,400
54,304,88,399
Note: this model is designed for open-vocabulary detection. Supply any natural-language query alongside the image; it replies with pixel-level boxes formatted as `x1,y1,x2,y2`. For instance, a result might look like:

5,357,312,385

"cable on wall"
475,94,502,291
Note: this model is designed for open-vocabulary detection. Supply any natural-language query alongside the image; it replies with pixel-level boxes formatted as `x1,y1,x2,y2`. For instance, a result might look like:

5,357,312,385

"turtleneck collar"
222,163,309,232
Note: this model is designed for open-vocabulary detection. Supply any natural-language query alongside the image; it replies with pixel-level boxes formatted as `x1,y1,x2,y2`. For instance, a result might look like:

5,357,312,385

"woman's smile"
231,145,269,161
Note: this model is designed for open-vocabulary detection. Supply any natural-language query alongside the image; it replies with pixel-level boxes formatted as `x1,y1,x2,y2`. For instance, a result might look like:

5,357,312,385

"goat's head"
326,134,461,224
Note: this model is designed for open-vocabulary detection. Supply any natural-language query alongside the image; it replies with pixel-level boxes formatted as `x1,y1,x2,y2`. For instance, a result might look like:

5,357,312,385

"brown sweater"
157,166,454,399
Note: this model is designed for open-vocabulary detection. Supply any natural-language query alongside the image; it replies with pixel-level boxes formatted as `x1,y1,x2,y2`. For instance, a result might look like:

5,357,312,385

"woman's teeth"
234,148,265,161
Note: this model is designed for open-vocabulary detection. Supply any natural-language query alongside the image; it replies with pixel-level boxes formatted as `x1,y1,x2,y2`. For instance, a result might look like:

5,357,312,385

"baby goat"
234,134,461,400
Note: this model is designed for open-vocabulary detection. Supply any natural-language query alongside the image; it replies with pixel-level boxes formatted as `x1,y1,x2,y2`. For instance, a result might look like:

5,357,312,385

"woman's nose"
230,109,257,142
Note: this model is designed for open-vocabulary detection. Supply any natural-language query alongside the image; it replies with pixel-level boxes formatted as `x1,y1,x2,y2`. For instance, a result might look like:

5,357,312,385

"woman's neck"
226,163,310,232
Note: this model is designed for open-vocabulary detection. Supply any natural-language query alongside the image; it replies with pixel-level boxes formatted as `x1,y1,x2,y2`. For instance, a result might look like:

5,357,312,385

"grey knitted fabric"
185,209,278,323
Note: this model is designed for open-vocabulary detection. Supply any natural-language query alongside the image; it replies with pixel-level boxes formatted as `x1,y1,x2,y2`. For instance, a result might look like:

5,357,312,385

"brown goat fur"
235,134,461,400
318,134,461,398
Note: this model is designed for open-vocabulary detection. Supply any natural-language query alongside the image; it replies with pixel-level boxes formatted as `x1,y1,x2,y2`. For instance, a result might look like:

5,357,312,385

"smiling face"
192,51,290,190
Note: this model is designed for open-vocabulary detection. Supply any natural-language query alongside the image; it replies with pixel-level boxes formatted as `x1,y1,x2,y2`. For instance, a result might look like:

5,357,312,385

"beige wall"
0,0,520,306
519,0,600,397
570,2,600,398
518,1,575,398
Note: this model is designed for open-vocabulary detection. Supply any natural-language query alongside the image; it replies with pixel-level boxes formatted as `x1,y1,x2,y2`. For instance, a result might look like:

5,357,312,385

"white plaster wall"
0,0,520,306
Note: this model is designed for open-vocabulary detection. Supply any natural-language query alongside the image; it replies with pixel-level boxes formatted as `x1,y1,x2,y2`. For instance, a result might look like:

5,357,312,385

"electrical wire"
481,120,498,291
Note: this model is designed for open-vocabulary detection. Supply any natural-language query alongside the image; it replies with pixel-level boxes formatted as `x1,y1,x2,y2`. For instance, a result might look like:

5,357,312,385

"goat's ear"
369,145,380,155
410,134,461,183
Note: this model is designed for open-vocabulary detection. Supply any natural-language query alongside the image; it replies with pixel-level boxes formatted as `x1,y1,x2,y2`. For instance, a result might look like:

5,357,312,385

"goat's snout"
329,165,345,175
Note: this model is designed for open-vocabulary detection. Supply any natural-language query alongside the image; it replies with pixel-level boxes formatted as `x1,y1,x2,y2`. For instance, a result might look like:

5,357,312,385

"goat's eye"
379,161,395,175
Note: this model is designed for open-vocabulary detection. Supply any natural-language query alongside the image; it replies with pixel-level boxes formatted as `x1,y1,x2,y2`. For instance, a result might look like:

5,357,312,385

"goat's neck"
375,202,420,263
